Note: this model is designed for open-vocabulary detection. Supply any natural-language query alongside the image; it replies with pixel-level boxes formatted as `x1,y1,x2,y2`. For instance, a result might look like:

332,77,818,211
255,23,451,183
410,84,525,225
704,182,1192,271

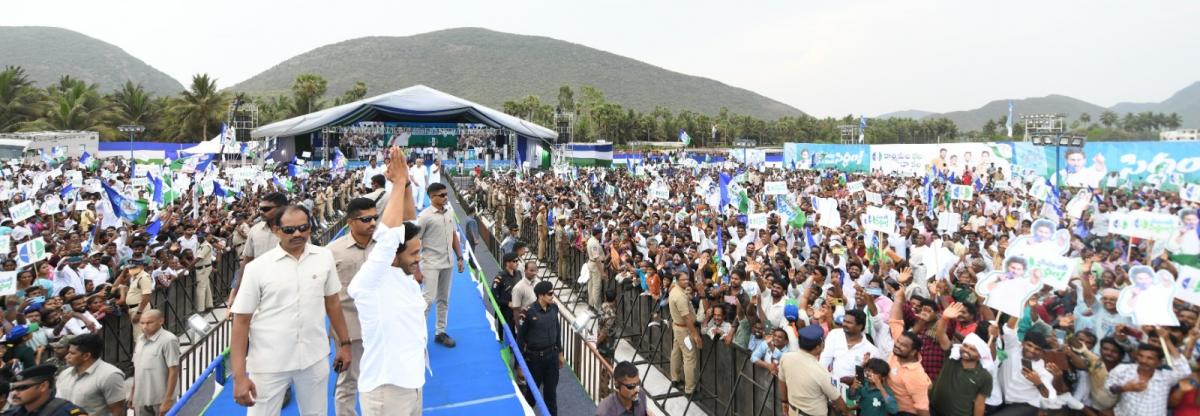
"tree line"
502,86,960,147
0,67,366,142
0,67,1185,145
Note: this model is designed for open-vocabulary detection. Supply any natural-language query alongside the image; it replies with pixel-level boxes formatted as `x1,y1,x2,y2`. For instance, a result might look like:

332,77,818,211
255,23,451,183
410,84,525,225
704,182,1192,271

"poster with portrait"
975,255,1043,317
975,219,1074,316
1117,266,1179,326
1164,209,1199,256
1005,219,1071,258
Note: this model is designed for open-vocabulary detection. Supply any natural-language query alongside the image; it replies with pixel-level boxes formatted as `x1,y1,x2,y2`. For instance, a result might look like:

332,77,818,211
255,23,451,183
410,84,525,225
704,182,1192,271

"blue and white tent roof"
251,85,558,142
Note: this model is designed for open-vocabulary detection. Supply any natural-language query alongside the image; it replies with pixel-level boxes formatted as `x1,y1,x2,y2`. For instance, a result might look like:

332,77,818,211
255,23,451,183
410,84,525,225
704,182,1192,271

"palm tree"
1100,111,1118,129
1078,112,1091,126
109,81,160,132
175,73,227,140
291,74,327,116
0,66,44,132
333,81,367,106
1166,113,1183,130
29,76,112,134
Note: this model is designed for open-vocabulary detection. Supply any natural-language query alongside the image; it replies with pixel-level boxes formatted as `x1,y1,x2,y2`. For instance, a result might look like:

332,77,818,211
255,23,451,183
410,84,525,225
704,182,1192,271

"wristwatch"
339,341,351,347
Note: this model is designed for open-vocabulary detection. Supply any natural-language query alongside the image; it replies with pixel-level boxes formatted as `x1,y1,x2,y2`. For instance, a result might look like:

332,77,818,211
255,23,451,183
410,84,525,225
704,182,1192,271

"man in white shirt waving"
347,146,425,416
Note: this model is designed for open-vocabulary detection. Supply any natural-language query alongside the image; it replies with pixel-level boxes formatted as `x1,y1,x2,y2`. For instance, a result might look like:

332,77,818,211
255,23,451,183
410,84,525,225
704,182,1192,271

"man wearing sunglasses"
5,364,89,416
347,146,425,416
417,181,464,348
328,197,381,416
227,192,288,316
595,361,647,416
230,203,354,416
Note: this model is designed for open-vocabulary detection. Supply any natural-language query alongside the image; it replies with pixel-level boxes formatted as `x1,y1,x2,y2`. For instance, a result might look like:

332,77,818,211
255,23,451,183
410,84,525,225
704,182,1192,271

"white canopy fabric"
180,136,240,155
251,85,558,142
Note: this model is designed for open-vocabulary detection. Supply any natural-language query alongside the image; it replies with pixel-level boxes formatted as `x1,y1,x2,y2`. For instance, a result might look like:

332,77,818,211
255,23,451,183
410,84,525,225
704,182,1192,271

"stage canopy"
251,85,558,142
179,135,241,155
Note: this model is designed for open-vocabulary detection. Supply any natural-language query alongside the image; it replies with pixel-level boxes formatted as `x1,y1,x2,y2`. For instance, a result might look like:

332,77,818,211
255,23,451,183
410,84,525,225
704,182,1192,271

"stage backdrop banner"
870,143,1014,179
784,143,870,172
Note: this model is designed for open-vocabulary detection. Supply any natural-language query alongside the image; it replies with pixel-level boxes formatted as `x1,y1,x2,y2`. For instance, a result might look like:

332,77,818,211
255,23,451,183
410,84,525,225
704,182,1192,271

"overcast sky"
5,0,1198,118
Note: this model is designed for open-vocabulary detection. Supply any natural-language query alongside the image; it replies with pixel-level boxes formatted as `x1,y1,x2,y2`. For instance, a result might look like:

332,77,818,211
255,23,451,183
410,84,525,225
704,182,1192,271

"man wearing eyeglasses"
4,364,89,416
417,181,464,348
328,197,382,416
595,361,647,416
230,203,354,416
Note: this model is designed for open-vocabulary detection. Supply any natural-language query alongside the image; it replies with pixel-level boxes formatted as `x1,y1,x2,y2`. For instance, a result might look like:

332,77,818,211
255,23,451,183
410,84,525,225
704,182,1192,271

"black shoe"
435,333,457,348
671,380,683,390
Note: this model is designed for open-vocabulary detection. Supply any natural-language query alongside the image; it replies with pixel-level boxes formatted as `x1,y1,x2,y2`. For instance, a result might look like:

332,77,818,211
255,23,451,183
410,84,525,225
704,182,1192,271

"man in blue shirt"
751,327,790,376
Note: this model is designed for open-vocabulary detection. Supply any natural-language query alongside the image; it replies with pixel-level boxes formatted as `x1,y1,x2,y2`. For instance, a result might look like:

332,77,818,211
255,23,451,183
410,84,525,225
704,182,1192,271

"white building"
1161,129,1200,141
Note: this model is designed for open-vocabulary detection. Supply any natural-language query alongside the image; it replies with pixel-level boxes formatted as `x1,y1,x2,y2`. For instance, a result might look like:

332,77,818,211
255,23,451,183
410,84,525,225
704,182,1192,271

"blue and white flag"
100,182,149,225
332,148,347,173
79,151,98,171
859,116,867,143
59,184,77,200
1045,179,1063,217
1006,101,1014,138
719,172,732,209
287,156,299,177
145,218,162,237
147,172,163,205
194,154,216,173
679,128,692,146
212,181,227,198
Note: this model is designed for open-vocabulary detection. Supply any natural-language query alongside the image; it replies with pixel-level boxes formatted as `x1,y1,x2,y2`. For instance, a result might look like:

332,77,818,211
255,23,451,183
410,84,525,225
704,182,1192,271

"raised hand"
942,302,965,320
384,146,409,184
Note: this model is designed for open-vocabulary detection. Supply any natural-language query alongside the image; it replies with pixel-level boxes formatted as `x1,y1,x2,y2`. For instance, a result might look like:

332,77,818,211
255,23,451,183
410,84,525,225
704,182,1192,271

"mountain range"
877,83,1200,131
0,26,184,95
230,28,804,119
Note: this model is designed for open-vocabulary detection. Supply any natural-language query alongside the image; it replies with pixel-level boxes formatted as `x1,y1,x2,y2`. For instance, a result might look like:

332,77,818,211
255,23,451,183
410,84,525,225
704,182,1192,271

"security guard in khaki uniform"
668,271,701,396
4,364,89,415
193,234,216,311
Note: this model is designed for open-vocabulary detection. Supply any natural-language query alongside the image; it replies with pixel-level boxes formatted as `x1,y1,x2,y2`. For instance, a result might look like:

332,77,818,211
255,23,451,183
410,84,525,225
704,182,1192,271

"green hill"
0,26,184,95
230,27,804,119
931,95,1109,132
905,82,1200,131
1110,81,1200,128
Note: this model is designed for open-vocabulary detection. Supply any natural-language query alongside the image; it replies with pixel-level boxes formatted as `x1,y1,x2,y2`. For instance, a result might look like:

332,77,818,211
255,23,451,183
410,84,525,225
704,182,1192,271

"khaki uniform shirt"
240,221,279,260
416,206,456,269
668,285,693,324
329,234,373,341
132,329,181,406
510,276,538,311
125,271,153,308
57,360,127,416
777,351,840,416
195,241,214,267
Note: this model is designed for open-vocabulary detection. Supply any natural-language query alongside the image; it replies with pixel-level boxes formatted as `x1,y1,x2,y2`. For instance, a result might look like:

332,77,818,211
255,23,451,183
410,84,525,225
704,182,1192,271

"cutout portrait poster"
1006,219,1071,258
975,219,1074,316
976,256,1043,317
1117,266,1179,326
1164,208,1199,256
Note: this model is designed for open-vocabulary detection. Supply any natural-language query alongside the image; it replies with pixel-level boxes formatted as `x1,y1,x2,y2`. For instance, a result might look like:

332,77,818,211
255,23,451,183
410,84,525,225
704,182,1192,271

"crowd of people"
0,152,355,415
475,156,1200,416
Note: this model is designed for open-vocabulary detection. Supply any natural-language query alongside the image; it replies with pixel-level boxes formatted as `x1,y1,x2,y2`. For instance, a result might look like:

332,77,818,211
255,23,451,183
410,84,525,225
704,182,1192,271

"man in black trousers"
518,281,562,416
